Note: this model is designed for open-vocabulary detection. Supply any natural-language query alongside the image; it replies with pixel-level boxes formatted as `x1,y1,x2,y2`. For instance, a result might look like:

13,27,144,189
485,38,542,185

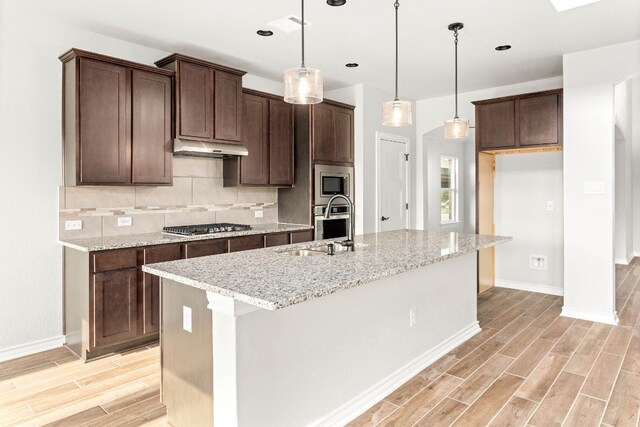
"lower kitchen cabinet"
92,268,139,349
64,228,313,360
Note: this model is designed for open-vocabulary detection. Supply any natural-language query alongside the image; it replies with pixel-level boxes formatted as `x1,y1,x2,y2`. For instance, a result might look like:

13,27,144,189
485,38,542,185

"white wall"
494,152,564,294
423,134,466,232
415,76,563,232
327,85,416,235
633,76,640,254
563,39,640,324
614,79,633,265
0,6,287,357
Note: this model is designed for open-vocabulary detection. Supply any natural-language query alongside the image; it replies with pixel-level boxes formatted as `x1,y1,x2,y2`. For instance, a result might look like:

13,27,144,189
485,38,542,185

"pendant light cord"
454,27,459,119
301,0,306,68
394,1,399,101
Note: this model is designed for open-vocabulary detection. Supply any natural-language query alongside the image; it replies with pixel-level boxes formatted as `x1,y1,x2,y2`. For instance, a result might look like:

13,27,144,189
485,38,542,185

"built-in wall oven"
314,164,354,207
314,205,350,240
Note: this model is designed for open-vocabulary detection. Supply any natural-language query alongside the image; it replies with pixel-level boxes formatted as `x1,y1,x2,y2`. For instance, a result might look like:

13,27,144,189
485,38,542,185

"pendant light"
382,1,411,127
444,23,469,139
284,0,323,104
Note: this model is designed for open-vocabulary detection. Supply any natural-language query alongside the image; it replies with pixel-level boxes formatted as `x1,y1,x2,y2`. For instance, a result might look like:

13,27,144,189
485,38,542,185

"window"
440,156,459,224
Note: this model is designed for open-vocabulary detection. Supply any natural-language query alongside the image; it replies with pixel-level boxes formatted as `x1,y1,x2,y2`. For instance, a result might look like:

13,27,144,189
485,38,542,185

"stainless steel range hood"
173,138,248,158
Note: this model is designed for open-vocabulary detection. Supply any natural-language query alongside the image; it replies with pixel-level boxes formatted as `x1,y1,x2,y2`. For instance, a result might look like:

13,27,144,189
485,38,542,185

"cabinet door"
517,93,561,147
92,268,138,349
214,71,243,142
229,235,265,252
142,244,182,335
335,107,354,163
178,61,214,140
269,99,294,186
265,233,290,247
240,94,269,185
185,239,229,258
131,70,173,184
291,230,314,244
477,101,516,150
312,103,336,162
78,58,128,184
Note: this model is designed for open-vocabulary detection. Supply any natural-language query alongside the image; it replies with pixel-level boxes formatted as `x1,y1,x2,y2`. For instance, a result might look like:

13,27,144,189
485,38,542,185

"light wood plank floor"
3,259,640,427
0,343,167,426
348,259,640,427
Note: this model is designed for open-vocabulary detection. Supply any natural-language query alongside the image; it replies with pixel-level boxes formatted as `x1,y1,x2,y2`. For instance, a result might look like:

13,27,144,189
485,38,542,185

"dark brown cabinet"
64,228,313,360
155,54,245,144
473,89,562,152
309,100,355,165
223,89,294,187
92,268,138,349
60,49,174,186
142,245,182,335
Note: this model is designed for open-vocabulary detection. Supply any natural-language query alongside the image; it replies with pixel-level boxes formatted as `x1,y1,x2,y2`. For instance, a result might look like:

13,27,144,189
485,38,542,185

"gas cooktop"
163,223,252,236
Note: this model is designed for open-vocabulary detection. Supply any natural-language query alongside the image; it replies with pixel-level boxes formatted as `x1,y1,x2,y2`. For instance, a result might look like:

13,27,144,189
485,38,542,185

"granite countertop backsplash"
59,223,314,252
143,230,512,311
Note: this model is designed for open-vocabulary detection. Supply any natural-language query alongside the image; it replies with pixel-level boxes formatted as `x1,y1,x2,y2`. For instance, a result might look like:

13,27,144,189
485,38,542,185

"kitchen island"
143,230,510,427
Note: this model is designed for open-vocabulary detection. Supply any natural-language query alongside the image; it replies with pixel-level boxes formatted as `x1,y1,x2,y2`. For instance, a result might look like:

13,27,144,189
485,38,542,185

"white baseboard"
561,308,619,325
312,322,481,427
615,253,634,265
495,280,563,296
0,335,66,362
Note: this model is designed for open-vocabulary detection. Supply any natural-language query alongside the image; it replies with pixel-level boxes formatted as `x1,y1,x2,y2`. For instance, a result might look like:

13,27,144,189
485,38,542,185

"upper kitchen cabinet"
473,89,563,152
223,89,294,187
309,100,355,165
60,49,174,186
155,54,245,144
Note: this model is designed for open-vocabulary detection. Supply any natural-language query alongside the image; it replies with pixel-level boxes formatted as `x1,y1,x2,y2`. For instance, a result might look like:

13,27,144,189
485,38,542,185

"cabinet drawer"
265,233,290,248
185,239,229,258
229,235,265,252
291,230,314,244
92,249,138,273
144,244,183,264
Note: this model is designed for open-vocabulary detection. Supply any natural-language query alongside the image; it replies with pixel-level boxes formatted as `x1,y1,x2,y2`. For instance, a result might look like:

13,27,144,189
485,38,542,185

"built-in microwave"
314,164,354,206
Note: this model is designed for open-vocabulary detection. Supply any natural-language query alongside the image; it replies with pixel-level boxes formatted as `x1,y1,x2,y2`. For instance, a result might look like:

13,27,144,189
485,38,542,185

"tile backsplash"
59,157,278,240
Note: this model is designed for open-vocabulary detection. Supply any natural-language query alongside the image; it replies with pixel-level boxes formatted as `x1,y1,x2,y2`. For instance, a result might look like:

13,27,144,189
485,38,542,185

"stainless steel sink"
283,249,327,257
307,243,352,254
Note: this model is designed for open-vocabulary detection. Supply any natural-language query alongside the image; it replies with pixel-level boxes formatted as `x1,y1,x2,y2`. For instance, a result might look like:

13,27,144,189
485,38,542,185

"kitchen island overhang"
144,230,510,427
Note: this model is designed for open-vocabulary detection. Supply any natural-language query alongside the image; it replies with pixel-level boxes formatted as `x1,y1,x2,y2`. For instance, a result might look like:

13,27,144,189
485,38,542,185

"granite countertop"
143,230,511,311
58,223,314,252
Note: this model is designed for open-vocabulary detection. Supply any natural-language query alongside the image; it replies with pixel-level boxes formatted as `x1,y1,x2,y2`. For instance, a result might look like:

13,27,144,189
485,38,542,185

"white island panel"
209,252,477,426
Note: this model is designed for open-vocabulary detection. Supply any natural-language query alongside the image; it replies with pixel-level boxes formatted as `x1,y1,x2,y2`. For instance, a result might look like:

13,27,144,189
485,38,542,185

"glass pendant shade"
444,117,469,139
382,100,412,127
284,67,323,104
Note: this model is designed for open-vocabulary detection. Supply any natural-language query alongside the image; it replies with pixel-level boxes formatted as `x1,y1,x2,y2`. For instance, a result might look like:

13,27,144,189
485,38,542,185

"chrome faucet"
324,194,355,250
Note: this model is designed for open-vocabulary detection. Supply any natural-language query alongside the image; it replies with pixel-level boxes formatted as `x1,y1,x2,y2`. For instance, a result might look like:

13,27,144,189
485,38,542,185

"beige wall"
59,157,278,240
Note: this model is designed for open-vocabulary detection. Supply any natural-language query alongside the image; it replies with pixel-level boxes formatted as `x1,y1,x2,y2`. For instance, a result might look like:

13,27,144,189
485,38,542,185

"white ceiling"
6,0,640,100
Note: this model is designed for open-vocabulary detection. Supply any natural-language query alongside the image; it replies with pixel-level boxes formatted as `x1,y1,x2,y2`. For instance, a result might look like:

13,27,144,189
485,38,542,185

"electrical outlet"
409,308,417,327
530,255,548,270
254,210,264,218
117,217,132,227
65,220,82,231
546,201,555,211
183,306,192,333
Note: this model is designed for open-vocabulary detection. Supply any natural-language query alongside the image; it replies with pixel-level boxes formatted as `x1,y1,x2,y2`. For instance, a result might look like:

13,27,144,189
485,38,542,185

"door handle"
381,216,390,221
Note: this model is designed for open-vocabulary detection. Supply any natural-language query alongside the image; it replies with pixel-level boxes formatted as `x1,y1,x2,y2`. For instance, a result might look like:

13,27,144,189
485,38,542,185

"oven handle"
315,214,350,220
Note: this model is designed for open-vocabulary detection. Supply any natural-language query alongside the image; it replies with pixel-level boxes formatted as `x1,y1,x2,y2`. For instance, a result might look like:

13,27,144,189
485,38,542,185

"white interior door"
378,135,408,232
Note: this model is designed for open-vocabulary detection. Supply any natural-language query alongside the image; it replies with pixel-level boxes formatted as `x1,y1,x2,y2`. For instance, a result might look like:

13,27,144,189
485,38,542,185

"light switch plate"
255,210,264,218
183,306,192,333
117,217,132,227
65,220,82,231
584,181,605,195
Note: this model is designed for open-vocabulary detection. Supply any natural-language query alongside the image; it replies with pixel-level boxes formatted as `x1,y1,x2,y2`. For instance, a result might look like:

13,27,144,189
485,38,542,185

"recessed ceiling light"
495,45,511,51
345,63,359,68
257,30,274,37
327,0,346,5
548,0,602,12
